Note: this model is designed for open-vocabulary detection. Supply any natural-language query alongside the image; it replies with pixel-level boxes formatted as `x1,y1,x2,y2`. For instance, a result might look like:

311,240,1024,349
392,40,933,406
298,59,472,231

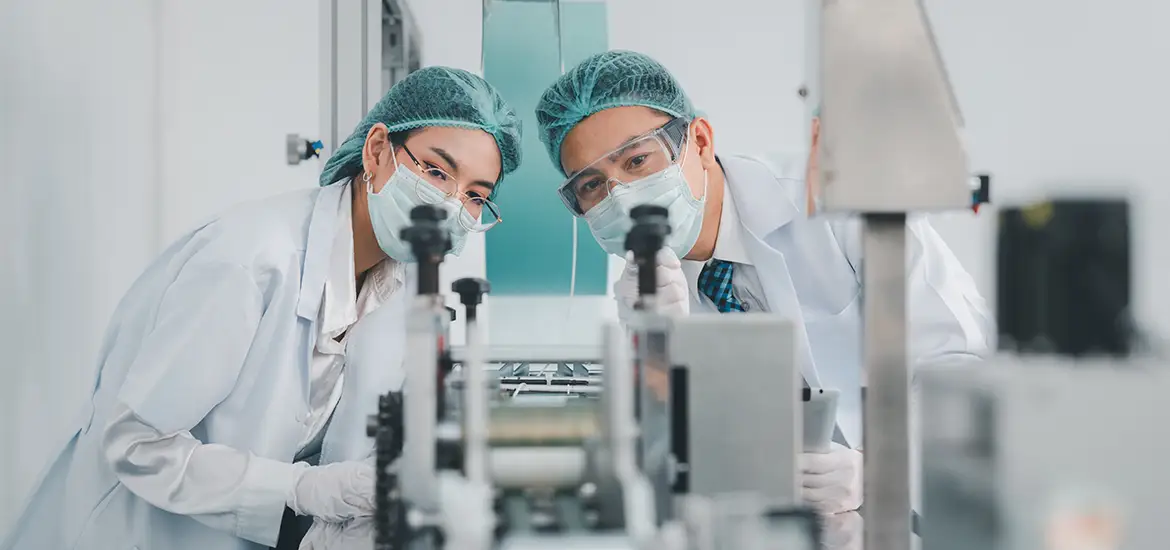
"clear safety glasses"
557,117,690,216
400,144,503,232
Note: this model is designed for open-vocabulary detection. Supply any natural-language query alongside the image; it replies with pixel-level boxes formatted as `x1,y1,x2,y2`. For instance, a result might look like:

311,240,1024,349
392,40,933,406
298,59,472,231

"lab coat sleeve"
104,404,304,546
107,260,301,547
830,215,994,367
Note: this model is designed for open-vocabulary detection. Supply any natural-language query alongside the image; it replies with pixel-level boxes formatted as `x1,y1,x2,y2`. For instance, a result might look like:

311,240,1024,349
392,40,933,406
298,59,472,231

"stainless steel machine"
816,0,979,546
367,205,819,550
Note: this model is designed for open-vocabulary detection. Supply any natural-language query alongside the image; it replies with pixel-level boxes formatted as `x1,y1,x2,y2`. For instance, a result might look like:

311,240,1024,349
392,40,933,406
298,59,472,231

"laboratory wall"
0,0,321,532
0,0,160,531
1,0,1167,535
924,0,1170,337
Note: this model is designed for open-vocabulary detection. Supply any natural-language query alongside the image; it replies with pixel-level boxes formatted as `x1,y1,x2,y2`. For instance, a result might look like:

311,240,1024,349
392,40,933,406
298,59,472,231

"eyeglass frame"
557,117,692,217
398,142,504,231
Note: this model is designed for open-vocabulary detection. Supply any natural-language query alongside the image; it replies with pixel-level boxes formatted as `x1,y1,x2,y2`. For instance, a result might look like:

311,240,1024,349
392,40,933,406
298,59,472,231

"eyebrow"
430,146,459,174
430,146,496,190
569,166,605,188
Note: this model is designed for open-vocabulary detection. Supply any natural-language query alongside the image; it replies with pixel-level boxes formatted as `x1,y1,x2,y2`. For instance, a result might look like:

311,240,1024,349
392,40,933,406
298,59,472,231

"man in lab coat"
534,50,993,516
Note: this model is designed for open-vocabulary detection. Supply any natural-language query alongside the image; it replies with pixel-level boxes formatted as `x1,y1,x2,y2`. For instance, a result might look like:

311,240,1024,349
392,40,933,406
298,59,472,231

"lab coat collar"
710,176,752,265
319,184,402,338
320,183,359,336
718,154,805,239
320,182,407,337
712,154,823,386
297,180,349,321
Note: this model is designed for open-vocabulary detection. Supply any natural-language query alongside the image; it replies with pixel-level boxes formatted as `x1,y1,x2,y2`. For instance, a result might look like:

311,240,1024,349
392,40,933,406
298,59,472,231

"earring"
363,171,373,192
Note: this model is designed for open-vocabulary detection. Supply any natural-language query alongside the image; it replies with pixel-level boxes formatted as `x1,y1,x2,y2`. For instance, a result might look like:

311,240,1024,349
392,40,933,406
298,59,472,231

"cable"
561,215,580,342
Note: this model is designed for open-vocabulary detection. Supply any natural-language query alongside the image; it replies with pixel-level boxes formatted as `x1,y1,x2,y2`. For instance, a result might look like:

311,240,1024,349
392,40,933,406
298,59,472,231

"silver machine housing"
920,358,1170,550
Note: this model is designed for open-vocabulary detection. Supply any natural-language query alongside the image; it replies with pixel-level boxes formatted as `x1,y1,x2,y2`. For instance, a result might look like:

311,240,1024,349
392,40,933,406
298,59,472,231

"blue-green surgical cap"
320,66,522,187
535,50,697,175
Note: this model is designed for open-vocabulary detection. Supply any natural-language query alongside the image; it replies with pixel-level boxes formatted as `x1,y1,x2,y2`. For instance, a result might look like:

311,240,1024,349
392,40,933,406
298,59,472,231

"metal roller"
488,403,602,447
489,447,589,489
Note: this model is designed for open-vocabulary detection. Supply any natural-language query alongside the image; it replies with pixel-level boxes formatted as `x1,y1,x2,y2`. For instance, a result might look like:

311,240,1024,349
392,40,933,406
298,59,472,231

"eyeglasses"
399,143,503,232
557,117,691,216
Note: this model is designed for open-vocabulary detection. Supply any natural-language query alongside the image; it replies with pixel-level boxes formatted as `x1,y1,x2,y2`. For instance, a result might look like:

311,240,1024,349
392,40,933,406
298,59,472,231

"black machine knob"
401,205,452,295
630,204,669,222
452,277,492,322
624,205,671,298
410,203,447,223
452,278,491,307
401,205,452,258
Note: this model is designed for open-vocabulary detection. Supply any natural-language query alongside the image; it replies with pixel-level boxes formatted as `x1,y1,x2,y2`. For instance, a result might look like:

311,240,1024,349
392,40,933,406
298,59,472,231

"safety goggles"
400,143,503,232
557,117,691,216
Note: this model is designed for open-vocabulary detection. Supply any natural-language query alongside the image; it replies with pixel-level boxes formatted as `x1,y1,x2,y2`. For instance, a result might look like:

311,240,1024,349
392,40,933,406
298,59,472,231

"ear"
690,117,718,170
361,123,392,176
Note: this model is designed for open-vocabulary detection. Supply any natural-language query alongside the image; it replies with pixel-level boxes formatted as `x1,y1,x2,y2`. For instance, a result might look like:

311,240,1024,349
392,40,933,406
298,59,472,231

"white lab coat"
1,182,408,550
684,153,993,447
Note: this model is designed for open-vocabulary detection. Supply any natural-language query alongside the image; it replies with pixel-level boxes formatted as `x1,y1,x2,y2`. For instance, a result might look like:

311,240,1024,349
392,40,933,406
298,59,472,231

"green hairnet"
535,50,697,174
319,66,522,188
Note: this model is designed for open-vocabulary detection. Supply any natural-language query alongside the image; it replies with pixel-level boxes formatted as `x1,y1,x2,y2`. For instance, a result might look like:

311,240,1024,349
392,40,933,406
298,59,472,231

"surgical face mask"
365,160,470,262
583,162,707,257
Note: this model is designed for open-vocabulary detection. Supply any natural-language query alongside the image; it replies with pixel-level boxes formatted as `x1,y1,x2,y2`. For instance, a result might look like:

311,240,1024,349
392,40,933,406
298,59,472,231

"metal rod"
401,294,446,513
463,317,489,484
861,213,913,550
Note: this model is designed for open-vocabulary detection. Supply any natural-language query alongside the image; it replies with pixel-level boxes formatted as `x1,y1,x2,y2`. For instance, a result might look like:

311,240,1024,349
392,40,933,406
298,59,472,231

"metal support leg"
861,214,913,550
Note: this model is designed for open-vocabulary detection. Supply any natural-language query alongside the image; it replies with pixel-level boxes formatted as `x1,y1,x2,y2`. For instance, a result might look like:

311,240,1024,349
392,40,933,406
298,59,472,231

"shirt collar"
319,182,401,338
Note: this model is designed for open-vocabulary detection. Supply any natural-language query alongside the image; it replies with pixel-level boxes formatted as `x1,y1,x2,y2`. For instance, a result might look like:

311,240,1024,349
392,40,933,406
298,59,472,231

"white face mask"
365,155,471,262
582,162,707,258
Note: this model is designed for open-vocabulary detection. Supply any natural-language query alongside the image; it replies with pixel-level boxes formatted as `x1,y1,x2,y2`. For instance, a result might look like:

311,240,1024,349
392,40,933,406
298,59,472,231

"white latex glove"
287,458,377,523
799,443,863,515
822,511,863,550
613,247,690,325
299,516,374,550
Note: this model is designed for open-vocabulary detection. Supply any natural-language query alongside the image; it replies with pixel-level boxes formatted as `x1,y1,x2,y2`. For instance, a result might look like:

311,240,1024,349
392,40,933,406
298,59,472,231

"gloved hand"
287,458,377,522
799,443,863,515
613,247,690,325
299,516,374,550
822,511,863,550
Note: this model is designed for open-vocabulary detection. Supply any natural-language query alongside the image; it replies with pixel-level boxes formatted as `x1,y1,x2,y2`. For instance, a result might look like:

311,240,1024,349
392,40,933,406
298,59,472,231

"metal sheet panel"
669,315,802,505
817,0,969,212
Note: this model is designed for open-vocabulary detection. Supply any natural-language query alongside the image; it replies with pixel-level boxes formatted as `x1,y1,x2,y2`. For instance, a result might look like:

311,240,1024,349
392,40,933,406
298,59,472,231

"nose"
439,199,461,218
605,177,625,193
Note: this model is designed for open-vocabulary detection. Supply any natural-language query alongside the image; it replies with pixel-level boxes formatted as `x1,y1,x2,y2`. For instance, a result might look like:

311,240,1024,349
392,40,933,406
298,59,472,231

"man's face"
559,106,709,213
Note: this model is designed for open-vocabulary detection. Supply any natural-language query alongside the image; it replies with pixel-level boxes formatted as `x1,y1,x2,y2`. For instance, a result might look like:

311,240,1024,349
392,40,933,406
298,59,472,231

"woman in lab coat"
534,50,993,516
1,66,522,550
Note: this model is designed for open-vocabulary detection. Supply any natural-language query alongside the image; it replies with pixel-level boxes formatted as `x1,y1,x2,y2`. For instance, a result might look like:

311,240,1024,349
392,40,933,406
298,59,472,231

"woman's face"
362,124,503,201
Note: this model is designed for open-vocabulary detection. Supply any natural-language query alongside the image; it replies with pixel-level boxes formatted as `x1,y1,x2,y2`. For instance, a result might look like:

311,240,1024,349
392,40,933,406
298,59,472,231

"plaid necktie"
697,259,746,313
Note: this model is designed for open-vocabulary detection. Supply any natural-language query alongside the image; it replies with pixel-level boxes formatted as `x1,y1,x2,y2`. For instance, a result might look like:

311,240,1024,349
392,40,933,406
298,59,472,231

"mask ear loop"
677,123,709,202
365,139,404,194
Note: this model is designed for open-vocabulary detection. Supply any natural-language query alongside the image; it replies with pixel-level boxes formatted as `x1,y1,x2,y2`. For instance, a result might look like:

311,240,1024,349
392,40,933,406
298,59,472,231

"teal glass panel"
482,0,610,296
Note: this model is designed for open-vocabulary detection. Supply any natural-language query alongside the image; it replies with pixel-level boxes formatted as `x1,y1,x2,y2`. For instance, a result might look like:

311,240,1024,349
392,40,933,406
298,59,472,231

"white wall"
0,0,160,531
0,0,322,532
924,0,1170,336
158,0,322,241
